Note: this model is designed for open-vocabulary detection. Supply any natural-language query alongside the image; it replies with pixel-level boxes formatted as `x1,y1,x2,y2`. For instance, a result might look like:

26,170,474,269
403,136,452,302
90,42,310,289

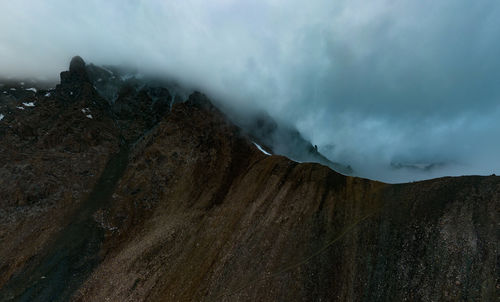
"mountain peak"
59,55,90,87
69,56,86,74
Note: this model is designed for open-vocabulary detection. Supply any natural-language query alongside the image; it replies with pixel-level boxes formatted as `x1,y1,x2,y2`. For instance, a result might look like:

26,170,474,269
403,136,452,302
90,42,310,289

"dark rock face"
186,91,217,111
111,85,171,142
0,57,497,301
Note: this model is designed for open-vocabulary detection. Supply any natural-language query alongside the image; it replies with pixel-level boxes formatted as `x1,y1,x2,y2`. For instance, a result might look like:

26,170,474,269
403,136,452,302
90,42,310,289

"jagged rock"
59,56,90,87
186,91,217,111
69,56,86,74
111,84,172,142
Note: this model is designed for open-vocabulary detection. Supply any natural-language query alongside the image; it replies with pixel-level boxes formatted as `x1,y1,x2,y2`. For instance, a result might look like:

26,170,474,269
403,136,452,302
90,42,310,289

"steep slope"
72,95,498,302
0,58,498,301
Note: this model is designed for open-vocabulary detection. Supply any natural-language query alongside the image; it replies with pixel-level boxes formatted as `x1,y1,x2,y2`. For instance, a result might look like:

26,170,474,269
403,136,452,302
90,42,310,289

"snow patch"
253,142,272,156
97,78,103,82
26,88,37,93
82,108,93,118
22,102,35,107
44,92,51,97
20,82,25,86
16,106,25,110
70,91,73,95
0,114,4,121
10,88,16,91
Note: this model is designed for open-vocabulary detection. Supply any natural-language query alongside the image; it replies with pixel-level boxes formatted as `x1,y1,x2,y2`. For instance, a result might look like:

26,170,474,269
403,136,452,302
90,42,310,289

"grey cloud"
1,0,499,182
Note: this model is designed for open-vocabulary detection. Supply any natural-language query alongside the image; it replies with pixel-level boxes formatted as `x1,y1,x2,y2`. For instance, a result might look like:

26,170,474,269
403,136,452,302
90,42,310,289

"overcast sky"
1,0,499,182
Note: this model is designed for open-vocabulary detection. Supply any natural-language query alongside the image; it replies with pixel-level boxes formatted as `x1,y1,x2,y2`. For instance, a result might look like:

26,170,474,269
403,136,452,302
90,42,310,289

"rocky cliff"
0,58,498,301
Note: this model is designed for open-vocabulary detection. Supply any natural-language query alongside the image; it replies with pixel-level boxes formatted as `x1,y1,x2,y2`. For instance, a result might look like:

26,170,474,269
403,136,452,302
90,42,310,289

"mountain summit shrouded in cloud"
1,0,499,182
0,57,497,301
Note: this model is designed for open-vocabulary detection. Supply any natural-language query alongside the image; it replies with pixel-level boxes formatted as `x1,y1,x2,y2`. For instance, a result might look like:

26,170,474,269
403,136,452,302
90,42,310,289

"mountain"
0,57,497,301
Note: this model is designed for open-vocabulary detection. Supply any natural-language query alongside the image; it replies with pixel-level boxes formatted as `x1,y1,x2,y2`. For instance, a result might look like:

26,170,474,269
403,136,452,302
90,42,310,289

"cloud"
1,0,499,182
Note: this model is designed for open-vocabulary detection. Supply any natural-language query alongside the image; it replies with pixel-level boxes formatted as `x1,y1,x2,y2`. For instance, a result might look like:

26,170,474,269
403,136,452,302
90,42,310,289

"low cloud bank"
1,0,499,182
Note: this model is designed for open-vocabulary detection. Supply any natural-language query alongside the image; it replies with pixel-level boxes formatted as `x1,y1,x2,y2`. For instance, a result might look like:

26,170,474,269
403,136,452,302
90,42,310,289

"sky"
1,0,499,182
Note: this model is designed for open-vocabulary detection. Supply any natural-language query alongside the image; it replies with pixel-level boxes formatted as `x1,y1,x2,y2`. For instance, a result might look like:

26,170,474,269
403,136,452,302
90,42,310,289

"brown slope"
70,95,497,301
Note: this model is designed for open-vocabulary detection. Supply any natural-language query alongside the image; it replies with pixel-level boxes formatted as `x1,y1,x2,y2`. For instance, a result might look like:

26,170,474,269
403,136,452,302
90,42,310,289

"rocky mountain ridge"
0,57,497,301
84,61,353,174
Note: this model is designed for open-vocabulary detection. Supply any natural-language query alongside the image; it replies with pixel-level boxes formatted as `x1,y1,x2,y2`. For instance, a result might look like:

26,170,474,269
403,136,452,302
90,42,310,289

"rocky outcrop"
0,58,498,301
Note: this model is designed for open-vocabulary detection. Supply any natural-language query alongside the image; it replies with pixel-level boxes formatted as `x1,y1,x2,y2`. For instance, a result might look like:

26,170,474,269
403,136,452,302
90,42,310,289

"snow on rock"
26,88,37,93
82,108,93,119
44,92,51,97
16,106,25,110
253,142,272,156
0,114,4,121
22,102,35,107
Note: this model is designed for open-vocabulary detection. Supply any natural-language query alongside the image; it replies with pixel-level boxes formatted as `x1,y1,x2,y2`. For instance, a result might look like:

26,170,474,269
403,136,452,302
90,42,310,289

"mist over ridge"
1,0,499,182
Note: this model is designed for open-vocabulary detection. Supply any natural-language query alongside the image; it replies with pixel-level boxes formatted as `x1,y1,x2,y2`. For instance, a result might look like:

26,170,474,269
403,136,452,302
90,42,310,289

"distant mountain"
0,57,497,301
390,161,447,172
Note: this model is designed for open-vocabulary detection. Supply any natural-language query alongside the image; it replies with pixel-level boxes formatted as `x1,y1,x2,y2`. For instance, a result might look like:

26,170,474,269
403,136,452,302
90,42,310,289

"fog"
1,0,499,183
